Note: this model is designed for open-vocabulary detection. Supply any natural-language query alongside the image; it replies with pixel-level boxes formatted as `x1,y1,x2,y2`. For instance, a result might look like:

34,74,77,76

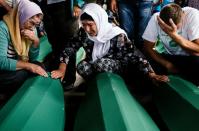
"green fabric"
37,36,52,62
37,36,85,64
0,76,65,131
74,73,159,131
74,0,85,7
154,38,166,54
154,75,199,131
76,47,85,64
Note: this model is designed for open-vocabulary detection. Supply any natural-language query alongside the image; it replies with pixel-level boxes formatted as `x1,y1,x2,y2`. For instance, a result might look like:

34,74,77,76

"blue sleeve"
0,21,17,71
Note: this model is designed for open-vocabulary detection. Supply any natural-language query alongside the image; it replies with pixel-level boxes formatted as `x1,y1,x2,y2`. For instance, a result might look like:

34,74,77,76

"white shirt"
142,7,199,55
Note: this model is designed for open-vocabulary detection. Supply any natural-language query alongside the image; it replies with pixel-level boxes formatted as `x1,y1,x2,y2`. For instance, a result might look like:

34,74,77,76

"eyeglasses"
26,16,42,27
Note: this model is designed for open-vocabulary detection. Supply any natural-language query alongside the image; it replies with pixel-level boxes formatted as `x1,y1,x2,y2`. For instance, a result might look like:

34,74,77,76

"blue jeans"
118,0,153,49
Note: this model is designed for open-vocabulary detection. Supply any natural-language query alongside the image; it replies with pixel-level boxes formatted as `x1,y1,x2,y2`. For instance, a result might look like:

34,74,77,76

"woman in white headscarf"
0,0,47,92
51,3,168,90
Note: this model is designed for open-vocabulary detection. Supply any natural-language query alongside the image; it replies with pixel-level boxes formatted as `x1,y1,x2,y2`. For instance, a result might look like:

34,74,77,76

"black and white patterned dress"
60,28,153,79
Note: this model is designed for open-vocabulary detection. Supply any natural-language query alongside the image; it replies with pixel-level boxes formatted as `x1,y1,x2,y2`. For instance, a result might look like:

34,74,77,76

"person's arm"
16,60,48,77
50,48,74,80
0,23,47,77
143,39,178,73
142,13,178,73
157,16,199,55
21,28,40,61
0,0,12,11
21,28,40,48
73,0,84,17
116,34,169,82
108,0,118,13
0,22,18,71
50,28,84,79
51,63,67,81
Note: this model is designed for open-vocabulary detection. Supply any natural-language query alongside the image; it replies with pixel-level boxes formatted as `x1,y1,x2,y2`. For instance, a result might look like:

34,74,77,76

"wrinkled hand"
148,72,169,86
21,29,36,41
51,69,65,81
157,16,178,37
28,63,48,77
73,6,81,17
109,0,118,13
21,29,39,47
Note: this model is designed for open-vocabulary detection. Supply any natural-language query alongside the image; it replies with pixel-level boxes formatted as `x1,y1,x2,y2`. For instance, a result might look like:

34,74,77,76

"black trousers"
42,1,79,56
0,70,29,95
40,1,78,86
0,61,45,94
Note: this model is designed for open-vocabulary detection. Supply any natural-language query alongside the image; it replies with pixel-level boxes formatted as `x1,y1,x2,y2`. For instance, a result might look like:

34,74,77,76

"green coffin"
154,75,199,131
0,76,65,131
37,36,52,62
37,36,85,64
74,73,159,131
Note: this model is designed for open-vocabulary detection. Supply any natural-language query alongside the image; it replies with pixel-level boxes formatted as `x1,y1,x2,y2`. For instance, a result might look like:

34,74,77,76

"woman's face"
81,20,98,37
23,14,43,30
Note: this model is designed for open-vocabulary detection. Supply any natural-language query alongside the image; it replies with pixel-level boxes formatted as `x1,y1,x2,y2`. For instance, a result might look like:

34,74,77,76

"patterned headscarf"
18,0,43,28
188,0,199,10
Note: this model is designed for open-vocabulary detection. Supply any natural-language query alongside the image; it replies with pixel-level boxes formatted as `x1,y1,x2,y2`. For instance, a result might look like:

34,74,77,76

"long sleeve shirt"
0,21,39,71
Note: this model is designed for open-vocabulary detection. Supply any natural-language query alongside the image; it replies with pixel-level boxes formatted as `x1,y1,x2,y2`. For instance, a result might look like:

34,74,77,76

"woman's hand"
51,69,65,81
17,61,48,77
27,63,48,77
21,29,39,47
51,63,66,81
148,72,169,85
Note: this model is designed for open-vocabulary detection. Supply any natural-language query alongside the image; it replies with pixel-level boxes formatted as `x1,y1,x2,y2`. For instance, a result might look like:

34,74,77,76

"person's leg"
118,1,135,41
93,58,122,74
0,70,29,94
77,58,121,80
62,50,77,87
77,60,95,80
136,0,153,49
0,70,29,106
44,1,75,56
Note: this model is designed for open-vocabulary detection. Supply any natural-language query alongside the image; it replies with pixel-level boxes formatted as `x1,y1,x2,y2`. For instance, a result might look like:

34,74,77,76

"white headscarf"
80,3,127,62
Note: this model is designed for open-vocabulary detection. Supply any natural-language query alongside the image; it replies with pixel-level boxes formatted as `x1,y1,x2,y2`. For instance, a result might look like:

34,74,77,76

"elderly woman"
51,3,168,90
0,0,47,93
